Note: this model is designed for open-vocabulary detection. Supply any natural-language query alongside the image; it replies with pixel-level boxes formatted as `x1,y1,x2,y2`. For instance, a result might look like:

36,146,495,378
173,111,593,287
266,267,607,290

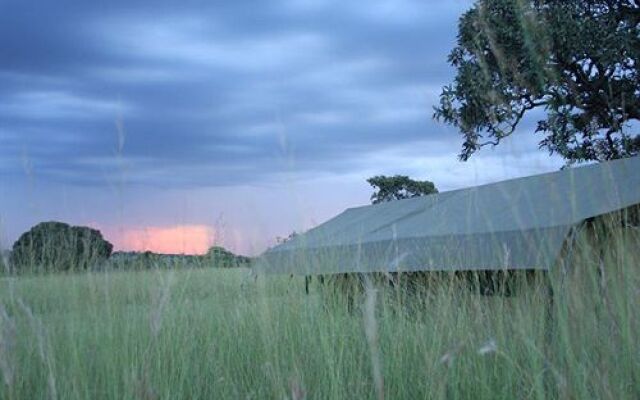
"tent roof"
259,156,640,275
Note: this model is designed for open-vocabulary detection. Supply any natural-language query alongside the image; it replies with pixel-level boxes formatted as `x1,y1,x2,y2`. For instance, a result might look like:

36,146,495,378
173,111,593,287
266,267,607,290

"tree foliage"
206,246,252,268
367,175,438,204
434,0,640,164
10,221,113,273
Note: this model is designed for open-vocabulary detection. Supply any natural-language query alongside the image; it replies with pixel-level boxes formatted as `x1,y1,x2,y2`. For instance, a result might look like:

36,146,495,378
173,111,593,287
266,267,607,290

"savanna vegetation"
0,220,638,399
4,222,251,275
109,247,251,272
9,222,113,274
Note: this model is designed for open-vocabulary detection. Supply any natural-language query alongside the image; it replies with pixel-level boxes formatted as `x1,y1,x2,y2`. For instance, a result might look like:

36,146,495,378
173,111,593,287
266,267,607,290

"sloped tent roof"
258,156,640,275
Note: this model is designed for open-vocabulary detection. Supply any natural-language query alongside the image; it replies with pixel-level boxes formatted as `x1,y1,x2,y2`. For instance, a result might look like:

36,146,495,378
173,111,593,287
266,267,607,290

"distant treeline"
109,247,252,271
2,221,252,275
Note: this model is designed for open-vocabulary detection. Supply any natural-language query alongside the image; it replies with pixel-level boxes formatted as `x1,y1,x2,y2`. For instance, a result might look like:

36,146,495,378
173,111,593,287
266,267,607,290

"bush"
10,221,113,273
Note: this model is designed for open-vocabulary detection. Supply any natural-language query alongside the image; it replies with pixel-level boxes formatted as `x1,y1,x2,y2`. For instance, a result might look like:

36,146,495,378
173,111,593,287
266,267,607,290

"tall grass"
0,223,638,399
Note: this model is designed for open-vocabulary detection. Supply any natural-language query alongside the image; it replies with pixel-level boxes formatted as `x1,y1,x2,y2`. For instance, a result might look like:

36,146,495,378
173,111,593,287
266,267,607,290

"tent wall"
260,226,571,275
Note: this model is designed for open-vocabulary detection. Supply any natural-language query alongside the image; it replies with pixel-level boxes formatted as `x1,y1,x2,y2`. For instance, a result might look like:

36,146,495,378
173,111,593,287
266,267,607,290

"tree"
434,0,640,164
206,246,251,268
367,175,438,204
11,221,113,273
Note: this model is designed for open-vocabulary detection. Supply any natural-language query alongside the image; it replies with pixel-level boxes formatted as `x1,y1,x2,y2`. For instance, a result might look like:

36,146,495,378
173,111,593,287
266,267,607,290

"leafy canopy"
11,221,113,273
434,0,640,164
206,246,252,268
367,175,438,204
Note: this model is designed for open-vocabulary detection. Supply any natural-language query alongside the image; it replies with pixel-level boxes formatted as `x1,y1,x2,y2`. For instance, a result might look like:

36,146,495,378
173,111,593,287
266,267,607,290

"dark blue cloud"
0,0,473,188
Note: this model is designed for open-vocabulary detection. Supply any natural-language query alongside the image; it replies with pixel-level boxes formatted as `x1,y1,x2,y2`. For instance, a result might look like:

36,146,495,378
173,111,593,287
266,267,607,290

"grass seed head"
477,339,497,356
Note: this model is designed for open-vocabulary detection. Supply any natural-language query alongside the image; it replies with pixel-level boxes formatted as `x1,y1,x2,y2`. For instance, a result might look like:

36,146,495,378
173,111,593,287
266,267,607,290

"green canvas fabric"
259,156,640,275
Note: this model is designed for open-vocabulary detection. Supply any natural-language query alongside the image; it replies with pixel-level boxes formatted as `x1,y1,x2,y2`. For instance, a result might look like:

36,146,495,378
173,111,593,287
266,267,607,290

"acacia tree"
367,175,438,204
434,0,640,164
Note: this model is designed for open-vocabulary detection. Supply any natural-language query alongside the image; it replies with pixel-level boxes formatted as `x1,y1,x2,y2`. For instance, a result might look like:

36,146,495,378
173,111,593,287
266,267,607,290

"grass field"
0,226,639,399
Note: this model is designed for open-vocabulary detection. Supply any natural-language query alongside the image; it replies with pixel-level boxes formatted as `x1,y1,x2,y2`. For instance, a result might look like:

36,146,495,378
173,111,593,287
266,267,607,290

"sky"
0,0,564,256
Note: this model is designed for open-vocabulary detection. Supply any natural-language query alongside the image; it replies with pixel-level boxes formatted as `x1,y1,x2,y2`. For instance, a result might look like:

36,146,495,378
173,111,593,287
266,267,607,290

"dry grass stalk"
363,281,384,400
289,375,306,400
0,304,16,388
149,271,174,338
17,299,57,400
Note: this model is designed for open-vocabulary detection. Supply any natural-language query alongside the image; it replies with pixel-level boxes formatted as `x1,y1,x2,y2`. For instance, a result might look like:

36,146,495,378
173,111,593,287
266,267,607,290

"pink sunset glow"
116,225,215,255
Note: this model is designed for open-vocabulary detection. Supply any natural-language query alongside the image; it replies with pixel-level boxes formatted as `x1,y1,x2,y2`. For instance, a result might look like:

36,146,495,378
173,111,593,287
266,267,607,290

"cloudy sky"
0,0,563,255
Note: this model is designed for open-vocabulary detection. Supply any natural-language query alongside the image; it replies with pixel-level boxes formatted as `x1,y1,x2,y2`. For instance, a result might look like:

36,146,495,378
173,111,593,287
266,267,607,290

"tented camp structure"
259,156,640,276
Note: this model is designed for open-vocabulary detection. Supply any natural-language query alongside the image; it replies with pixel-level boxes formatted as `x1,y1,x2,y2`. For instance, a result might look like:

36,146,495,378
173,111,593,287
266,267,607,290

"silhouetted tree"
367,175,438,204
206,246,251,268
11,221,113,273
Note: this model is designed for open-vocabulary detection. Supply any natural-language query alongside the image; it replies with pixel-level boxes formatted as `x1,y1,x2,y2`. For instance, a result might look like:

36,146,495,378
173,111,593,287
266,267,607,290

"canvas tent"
258,156,640,276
